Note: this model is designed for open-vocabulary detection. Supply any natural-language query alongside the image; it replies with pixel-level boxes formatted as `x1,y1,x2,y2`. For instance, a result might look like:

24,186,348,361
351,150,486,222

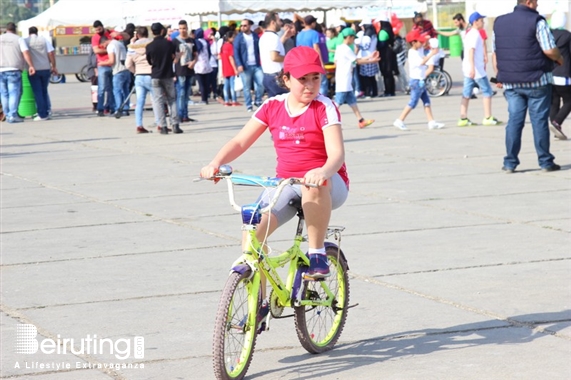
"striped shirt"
493,19,556,89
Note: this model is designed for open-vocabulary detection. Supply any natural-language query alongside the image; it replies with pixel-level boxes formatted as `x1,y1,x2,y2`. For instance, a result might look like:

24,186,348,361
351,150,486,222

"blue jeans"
262,73,288,98
223,76,237,103
0,70,22,120
462,76,493,98
112,70,130,113
335,91,357,106
504,85,555,169
97,65,115,112
352,68,361,93
320,74,329,97
239,65,264,108
134,75,152,127
176,75,192,119
28,69,51,118
407,79,430,109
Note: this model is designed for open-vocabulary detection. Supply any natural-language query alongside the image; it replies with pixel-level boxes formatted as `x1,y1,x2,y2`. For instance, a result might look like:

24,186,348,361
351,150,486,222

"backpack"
177,37,193,66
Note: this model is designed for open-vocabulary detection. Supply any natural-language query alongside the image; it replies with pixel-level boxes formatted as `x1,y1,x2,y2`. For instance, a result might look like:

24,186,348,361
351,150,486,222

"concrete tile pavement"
1,57,570,379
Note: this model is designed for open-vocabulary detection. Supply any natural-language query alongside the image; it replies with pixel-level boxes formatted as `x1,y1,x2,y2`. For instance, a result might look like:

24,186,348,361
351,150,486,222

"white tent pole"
432,0,439,30
218,0,222,28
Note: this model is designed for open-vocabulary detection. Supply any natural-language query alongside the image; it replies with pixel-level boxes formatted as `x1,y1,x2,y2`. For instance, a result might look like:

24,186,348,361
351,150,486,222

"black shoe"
501,166,515,173
470,94,478,99
542,164,561,172
172,125,183,134
114,112,121,119
160,127,169,134
97,111,105,117
549,120,567,140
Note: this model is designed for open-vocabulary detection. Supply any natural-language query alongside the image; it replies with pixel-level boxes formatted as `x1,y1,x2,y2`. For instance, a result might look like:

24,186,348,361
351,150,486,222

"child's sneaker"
393,119,408,130
457,118,476,127
428,120,445,130
256,299,270,334
305,254,330,279
358,119,374,129
482,116,502,126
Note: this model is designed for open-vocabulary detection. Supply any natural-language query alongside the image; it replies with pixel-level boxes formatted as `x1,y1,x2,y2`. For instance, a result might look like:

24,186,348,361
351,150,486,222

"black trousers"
382,74,396,96
550,84,571,125
359,74,378,97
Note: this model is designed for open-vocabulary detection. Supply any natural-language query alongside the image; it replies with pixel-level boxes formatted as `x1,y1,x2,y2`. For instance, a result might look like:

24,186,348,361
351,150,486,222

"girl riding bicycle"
200,46,348,279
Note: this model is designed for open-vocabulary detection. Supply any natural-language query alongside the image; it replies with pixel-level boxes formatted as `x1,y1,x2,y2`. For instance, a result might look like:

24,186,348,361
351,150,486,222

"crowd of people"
1,0,568,290
1,1,569,164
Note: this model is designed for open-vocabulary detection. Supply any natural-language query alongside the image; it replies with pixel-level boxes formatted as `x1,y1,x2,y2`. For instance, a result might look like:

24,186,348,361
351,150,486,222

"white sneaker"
393,119,408,130
428,120,445,129
33,115,49,121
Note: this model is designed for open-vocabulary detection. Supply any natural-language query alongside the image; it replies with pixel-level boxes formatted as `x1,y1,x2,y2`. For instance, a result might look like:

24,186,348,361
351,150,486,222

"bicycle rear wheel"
212,271,259,380
294,246,349,354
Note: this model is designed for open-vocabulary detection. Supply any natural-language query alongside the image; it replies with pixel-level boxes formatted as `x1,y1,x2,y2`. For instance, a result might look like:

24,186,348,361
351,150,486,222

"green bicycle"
204,165,350,380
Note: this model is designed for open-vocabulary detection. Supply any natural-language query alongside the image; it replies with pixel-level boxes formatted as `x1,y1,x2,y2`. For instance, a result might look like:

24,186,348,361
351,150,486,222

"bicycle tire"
293,246,350,354
49,73,63,84
212,271,259,380
426,71,447,97
75,65,90,82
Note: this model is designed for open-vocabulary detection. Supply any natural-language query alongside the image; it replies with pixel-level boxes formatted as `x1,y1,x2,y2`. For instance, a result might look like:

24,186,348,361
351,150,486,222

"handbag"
234,75,244,92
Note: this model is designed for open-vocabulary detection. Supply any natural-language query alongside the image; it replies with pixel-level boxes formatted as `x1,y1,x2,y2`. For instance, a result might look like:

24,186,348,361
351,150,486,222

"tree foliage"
1,0,59,28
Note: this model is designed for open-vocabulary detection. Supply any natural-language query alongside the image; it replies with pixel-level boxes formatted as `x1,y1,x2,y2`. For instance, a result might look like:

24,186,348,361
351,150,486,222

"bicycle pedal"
302,274,325,281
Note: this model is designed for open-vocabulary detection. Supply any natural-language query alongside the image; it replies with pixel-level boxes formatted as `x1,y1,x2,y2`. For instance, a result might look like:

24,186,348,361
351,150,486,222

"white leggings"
255,173,349,227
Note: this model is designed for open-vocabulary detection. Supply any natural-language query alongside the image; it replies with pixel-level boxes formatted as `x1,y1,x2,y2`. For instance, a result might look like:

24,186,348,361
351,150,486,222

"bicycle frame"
219,173,338,310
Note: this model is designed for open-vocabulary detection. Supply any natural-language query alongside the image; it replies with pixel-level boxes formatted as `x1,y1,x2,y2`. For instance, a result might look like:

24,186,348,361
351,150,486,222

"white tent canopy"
182,0,387,15
19,0,420,34
18,0,130,35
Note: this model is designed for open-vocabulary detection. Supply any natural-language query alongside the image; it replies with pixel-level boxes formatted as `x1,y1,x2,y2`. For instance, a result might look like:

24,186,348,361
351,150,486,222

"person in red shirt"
219,31,241,106
201,46,348,280
91,20,114,115
411,12,437,38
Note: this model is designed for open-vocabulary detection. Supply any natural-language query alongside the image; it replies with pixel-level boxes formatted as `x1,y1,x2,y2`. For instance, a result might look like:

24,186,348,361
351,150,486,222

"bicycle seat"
288,198,302,211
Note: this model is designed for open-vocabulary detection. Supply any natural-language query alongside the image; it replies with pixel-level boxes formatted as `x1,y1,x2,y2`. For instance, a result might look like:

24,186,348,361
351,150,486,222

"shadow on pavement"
249,310,571,379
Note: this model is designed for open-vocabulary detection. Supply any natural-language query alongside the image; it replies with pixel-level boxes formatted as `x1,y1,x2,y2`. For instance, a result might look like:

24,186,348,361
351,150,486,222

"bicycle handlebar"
197,165,316,214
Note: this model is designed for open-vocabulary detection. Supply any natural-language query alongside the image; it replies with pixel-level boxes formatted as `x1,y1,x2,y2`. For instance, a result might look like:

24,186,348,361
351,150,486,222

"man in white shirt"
458,12,501,126
100,36,131,118
259,12,294,97
0,22,35,123
26,26,57,121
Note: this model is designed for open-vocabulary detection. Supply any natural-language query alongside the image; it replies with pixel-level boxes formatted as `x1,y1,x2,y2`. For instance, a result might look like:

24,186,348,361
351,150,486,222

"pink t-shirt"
253,93,349,187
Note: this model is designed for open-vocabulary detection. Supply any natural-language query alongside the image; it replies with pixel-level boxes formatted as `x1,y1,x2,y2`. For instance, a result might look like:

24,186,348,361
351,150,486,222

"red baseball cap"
283,46,325,78
406,30,430,43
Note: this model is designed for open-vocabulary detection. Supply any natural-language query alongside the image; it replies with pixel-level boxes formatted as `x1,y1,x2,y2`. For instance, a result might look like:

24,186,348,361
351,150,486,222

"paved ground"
1,58,570,380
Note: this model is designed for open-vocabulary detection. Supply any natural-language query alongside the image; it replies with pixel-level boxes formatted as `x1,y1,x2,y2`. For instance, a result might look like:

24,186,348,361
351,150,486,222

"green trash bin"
449,34,463,57
437,28,455,50
18,70,37,117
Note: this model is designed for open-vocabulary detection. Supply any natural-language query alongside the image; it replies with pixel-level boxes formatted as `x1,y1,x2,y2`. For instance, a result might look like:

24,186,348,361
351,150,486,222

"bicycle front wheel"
294,246,350,354
212,271,259,380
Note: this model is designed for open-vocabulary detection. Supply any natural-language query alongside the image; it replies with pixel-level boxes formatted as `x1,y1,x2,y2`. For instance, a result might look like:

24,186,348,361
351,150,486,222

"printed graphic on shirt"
278,125,306,144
